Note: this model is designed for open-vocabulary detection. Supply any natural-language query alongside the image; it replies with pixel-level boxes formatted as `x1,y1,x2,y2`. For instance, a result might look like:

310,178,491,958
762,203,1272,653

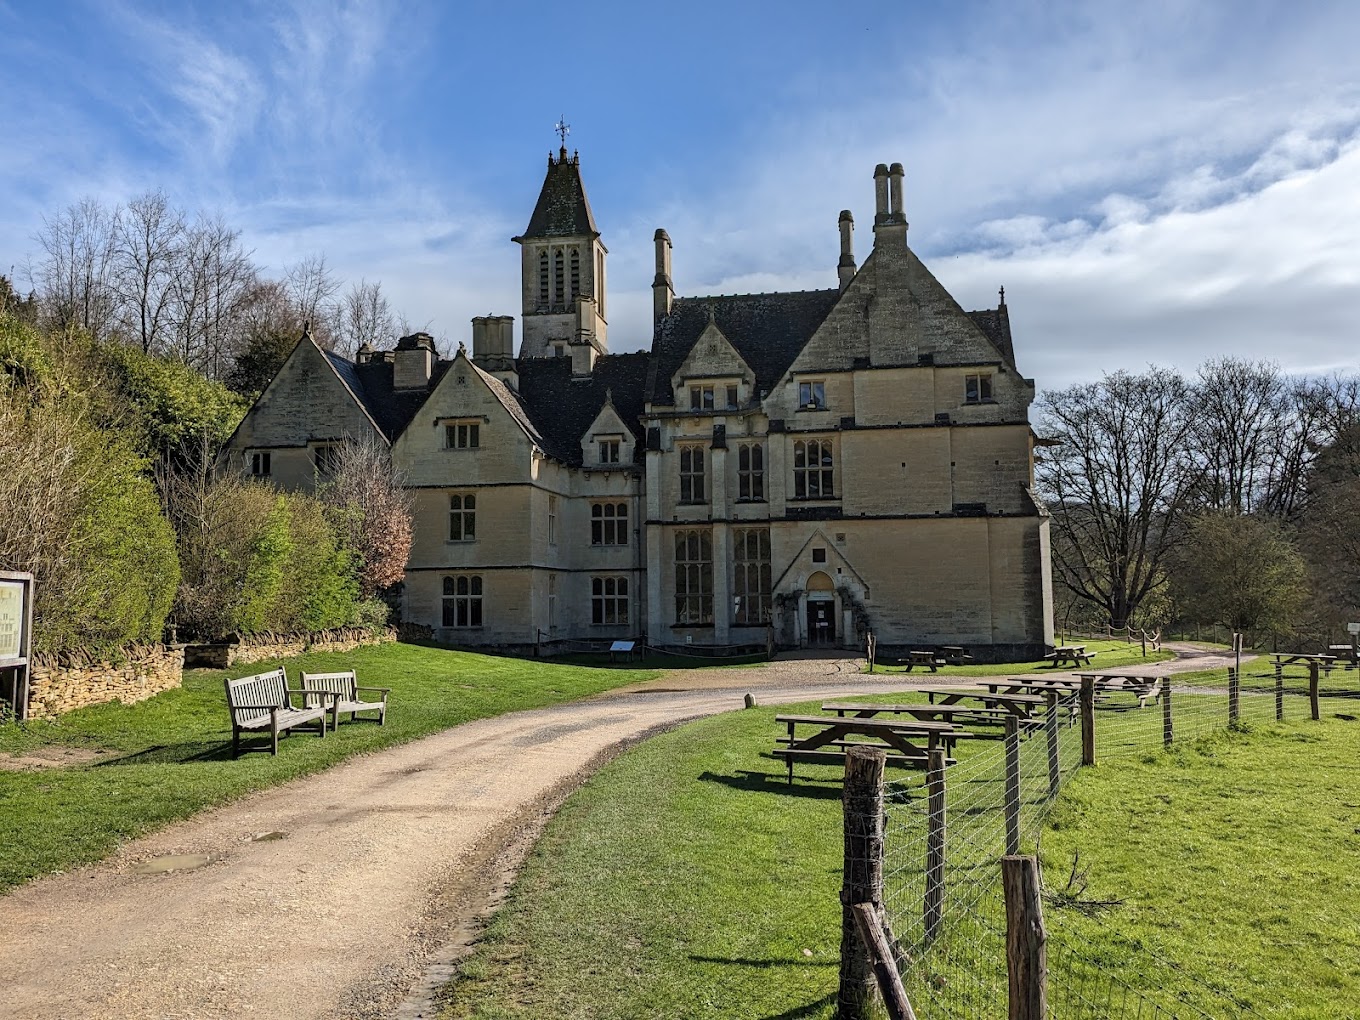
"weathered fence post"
1044,691,1060,797
1079,676,1096,766
1309,660,1321,721
1275,667,1284,722
1004,716,1021,855
1003,855,1048,1020
1161,675,1173,747
1228,666,1240,725
840,747,886,1020
850,904,919,1020
924,748,947,945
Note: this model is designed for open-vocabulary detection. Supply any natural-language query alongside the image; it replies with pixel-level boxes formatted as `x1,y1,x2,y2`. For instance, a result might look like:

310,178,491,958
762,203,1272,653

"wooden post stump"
1161,675,1173,747
1310,661,1321,721
839,747,886,1020
1079,676,1096,767
1044,691,1060,798
1004,716,1021,855
1003,855,1048,1020
924,748,947,945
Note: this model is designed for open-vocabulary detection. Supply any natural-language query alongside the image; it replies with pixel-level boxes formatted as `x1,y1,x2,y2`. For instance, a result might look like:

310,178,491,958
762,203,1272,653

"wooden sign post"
0,571,35,721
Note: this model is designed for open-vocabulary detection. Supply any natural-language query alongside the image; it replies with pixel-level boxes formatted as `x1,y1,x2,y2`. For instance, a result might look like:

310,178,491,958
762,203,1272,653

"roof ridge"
675,287,840,302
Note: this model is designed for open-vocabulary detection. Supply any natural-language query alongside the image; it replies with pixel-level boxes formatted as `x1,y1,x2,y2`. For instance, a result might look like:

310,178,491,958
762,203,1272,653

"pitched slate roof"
324,351,453,442
518,149,599,239
965,305,1016,368
647,289,842,405
516,352,651,464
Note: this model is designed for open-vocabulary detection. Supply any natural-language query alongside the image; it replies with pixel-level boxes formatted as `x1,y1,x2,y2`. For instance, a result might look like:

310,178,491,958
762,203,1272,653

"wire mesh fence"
867,668,1352,1019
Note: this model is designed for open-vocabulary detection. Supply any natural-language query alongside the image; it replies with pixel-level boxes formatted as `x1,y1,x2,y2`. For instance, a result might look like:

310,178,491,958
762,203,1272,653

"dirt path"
0,644,1233,1020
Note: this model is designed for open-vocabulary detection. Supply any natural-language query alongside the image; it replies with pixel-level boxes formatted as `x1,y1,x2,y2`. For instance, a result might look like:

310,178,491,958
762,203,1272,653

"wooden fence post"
840,747,887,1020
1228,666,1240,725
1004,716,1021,855
1161,675,1173,747
1079,676,1096,767
1044,691,1060,798
1275,667,1284,722
1309,660,1321,721
1003,855,1048,1020
924,748,947,946
850,904,919,1020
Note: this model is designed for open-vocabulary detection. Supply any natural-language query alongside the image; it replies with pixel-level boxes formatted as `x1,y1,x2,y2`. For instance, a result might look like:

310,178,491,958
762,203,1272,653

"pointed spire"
999,285,1006,307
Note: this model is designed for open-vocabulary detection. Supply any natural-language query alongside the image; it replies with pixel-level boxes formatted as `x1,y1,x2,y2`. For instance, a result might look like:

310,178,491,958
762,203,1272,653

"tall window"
538,250,549,307
599,438,621,464
799,380,826,408
592,576,629,625
553,249,564,307
596,250,605,315
793,439,835,499
569,248,580,302
449,493,476,541
313,444,341,476
548,495,557,545
442,575,482,628
250,451,271,477
965,373,993,403
679,445,706,503
446,421,480,449
738,443,765,501
726,384,739,409
674,529,714,624
591,502,628,545
733,528,772,625
548,574,558,629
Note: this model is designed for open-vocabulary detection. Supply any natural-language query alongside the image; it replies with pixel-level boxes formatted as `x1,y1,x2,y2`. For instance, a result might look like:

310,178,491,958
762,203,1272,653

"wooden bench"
902,650,945,672
225,669,331,758
773,714,958,784
939,646,975,667
1043,646,1097,668
916,687,1047,717
300,670,390,727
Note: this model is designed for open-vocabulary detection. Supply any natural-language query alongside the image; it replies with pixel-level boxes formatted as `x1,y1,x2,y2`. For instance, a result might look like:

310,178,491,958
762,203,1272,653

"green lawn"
0,642,660,894
437,691,1360,1019
869,638,1174,676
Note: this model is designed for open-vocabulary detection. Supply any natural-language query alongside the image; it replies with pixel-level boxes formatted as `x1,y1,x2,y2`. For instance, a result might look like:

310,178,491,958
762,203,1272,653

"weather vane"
555,116,571,146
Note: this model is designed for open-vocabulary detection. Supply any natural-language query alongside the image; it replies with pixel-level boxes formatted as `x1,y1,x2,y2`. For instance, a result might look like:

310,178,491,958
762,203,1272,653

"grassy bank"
438,693,1360,1019
869,638,1174,676
0,642,660,893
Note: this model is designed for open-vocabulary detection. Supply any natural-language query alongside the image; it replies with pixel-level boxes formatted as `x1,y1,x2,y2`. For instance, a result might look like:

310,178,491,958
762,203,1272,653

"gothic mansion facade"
222,149,1055,658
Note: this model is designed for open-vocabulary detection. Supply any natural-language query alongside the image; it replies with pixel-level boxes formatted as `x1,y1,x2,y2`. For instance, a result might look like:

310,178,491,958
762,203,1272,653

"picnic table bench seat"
225,669,332,758
820,702,1034,736
773,714,958,784
300,670,390,726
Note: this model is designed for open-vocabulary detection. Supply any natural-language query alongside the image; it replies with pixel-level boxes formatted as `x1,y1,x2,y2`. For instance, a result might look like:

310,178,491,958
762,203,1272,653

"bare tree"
318,435,413,598
1036,367,1202,629
31,197,121,341
113,190,186,355
331,278,395,358
171,215,256,377
284,253,340,347
1190,358,1292,515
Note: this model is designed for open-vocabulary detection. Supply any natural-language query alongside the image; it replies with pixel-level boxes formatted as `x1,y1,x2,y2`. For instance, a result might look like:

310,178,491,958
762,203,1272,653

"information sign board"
0,579,25,662
1348,622,1360,636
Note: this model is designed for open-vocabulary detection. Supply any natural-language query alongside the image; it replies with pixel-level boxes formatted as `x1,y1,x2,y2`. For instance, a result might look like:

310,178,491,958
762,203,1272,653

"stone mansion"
222,147,1055,658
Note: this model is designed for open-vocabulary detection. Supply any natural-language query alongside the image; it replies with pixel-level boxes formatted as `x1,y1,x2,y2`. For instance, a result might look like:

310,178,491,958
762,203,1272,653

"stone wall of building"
27,643,185,721
183,626,398,669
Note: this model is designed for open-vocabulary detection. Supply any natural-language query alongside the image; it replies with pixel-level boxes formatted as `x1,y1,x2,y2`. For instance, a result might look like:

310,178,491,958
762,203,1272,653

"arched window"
553,249,564,308
569,248,580,303
538,250,549,307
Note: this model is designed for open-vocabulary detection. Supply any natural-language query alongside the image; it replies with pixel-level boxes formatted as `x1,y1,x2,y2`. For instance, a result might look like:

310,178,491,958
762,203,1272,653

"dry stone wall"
27,644,185,721
185,626,397,669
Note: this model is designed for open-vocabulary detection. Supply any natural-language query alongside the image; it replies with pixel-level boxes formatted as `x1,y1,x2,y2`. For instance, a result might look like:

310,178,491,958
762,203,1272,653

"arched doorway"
805,571,836,647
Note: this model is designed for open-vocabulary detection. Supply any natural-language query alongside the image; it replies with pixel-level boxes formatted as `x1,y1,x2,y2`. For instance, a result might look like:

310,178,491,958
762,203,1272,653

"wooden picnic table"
915,687,1046,717
1326,645,1359,667
1272,653,1338,679
821,701,1022,732
772,714,958,784
1043,645,1096,668
901,649,945,672
939,645,975,666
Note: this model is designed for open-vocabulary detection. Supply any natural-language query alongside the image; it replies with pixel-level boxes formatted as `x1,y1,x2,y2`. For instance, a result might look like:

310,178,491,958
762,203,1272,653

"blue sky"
2,0,1358,388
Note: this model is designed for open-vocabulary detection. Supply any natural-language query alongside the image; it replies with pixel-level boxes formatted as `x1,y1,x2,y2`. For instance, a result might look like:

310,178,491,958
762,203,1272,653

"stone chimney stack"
889,162,905,219
471,316,491,358
653,228,674,320
393,332,436,390
873,164,890,223
837,210,856,291
471,315,519,388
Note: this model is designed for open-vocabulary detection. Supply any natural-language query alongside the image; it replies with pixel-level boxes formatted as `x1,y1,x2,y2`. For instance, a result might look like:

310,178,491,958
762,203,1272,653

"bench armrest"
354,687,391,697
287,688,339,706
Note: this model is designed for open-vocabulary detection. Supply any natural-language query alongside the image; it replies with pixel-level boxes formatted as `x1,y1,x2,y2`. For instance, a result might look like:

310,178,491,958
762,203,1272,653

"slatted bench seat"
773,714,958,784
300,670,390,727
225,669,331,758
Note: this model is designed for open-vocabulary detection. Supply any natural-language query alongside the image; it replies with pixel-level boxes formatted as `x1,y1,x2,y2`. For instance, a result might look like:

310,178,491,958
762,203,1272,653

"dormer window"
799,381,826,409
598,437,622,464
689,385,715,411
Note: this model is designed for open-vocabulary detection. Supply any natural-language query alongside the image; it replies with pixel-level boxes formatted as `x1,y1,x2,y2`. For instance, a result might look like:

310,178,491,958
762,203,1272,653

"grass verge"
437,691,1360,1019
0,642,660,894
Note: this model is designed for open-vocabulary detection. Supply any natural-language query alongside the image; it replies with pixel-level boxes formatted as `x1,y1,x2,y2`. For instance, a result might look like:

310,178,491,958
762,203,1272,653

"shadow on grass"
95,740,237,765
759,991,837,1020
690,954,836,969
697,769,843,801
